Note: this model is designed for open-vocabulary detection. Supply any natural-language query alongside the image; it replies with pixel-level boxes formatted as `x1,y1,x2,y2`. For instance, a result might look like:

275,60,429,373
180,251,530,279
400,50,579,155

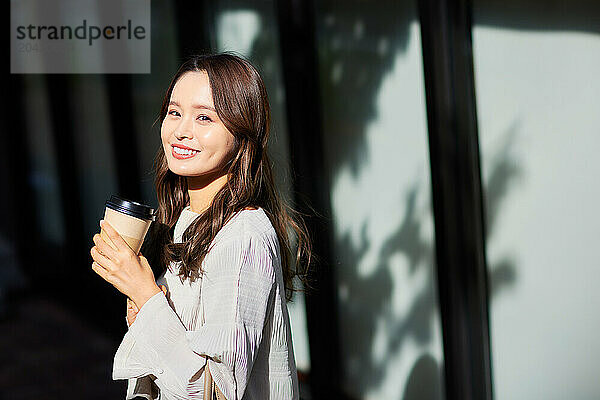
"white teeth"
173,146,198,155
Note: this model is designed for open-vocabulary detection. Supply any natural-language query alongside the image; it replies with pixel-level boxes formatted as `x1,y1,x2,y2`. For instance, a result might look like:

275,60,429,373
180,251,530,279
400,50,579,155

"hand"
91,220,161,309
126,285,167,326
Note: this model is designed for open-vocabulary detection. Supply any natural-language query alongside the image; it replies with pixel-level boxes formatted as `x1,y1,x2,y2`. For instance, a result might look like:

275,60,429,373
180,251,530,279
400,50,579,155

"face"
161,71,236,184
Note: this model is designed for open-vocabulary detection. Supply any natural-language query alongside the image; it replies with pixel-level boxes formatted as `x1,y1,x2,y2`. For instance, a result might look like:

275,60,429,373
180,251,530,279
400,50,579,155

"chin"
168,163,208,178
169,167,199,177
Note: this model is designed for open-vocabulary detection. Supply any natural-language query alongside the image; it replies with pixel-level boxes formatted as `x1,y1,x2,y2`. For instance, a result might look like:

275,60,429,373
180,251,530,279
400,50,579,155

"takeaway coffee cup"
100,195,156,254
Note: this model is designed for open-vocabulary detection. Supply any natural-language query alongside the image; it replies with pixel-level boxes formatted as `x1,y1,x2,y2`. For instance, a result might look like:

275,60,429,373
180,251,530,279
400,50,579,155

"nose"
173,116,194,140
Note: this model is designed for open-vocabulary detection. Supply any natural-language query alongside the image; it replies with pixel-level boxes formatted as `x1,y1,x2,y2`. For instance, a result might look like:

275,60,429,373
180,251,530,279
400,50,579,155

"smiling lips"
171,144,200,159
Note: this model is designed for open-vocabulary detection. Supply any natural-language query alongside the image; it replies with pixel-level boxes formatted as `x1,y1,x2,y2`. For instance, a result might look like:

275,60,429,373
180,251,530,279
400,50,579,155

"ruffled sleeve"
112,230,277,400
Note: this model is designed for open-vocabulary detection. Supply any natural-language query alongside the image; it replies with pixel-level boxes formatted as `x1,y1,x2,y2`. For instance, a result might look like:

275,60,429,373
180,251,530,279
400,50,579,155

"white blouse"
112,206,299,400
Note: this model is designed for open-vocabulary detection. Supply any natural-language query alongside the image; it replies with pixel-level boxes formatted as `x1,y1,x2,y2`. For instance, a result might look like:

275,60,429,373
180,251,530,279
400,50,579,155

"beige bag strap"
203,360,215,400
203,361,226,400
203,361,214,400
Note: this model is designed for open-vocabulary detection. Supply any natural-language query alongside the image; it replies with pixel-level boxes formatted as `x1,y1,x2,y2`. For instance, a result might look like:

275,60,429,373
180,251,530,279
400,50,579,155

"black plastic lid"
105,195,156,221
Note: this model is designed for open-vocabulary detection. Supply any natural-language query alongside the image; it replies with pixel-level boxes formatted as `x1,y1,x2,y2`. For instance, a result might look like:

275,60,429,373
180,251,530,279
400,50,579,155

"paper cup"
101,195,155,254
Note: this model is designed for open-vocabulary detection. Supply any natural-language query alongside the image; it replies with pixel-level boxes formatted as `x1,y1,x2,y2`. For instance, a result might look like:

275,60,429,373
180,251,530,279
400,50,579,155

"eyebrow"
168,100,216,112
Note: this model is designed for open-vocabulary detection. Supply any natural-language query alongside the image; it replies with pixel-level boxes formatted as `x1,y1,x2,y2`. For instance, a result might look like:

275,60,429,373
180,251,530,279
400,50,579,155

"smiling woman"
160,71,236,189
90,52,314,400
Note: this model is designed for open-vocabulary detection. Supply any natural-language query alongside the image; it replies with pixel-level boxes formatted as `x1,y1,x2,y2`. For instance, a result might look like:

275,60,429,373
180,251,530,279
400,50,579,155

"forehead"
171,71,213,105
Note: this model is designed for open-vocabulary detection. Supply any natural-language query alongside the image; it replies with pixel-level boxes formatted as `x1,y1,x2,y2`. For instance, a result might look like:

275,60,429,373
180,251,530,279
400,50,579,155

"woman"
90,53,313,400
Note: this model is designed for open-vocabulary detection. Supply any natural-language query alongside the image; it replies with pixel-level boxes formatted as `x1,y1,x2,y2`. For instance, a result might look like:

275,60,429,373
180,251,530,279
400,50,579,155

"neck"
186,172,229,214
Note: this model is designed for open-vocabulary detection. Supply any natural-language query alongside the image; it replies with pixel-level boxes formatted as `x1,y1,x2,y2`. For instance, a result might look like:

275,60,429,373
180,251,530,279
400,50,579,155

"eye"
168,109,180,117
197,115,212,122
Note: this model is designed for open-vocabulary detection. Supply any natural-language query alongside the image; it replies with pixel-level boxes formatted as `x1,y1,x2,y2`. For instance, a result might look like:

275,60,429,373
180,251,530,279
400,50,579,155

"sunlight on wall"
325,20,444,399
473,26,600,400
216,10,260,55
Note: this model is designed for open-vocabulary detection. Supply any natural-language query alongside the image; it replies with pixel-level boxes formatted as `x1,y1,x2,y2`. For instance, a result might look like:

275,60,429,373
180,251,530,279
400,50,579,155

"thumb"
138,254,151,269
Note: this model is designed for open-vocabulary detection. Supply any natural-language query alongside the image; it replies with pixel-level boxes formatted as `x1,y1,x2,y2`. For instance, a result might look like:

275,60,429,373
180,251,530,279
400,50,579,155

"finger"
90,246,115,270
139,254,152,269
92,233,118,261
160,285,168,295
100,228,118,252
100,220,130,251
91,261,111,283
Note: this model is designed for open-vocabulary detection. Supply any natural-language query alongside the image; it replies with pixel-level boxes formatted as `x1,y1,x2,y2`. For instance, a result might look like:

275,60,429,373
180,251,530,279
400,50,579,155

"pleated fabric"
112,206,300,400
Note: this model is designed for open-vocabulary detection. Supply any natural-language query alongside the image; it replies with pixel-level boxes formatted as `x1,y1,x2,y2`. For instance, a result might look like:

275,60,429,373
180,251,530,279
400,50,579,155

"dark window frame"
418,0,494,399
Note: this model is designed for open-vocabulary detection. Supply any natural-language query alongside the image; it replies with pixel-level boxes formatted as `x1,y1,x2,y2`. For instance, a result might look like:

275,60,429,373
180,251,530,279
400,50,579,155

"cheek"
160,123,170,146
160,132,172,160
201,130,227,152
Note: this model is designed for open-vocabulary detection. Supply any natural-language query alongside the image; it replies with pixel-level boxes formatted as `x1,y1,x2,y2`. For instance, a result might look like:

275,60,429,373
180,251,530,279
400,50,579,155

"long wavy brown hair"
141,52,314,301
